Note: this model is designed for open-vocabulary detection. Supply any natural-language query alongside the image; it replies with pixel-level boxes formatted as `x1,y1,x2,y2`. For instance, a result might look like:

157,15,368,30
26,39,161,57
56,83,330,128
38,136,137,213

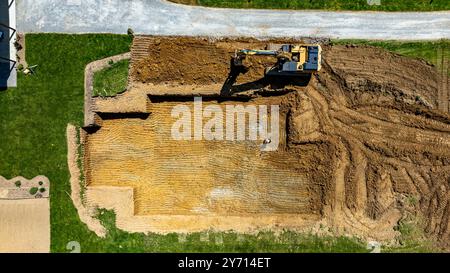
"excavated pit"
83,36,450,247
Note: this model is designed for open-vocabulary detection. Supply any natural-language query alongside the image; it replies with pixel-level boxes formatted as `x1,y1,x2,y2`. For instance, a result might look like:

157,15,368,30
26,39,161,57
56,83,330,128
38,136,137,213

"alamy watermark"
171,97,280,151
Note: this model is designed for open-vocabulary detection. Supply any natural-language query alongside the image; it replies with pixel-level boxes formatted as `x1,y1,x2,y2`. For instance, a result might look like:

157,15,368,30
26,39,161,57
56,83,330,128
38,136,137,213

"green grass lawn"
0,34,444,252
93,59,129,97
171,0,450,11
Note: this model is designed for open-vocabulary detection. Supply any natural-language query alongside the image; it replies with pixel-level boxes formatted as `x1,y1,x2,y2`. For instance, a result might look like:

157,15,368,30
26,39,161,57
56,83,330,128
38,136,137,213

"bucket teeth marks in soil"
85,100,317,217
82,37,450,246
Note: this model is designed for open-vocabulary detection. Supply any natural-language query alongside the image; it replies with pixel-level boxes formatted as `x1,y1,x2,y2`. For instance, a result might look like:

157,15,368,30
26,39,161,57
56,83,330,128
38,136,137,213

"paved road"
17,0,450,40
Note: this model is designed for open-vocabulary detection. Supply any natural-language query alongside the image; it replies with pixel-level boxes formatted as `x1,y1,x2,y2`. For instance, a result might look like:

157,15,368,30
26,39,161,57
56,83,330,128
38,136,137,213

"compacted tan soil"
83,36,450,247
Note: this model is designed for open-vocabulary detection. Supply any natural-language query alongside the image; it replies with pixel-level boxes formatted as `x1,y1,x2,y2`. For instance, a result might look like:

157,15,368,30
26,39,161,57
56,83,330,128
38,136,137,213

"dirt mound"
86,36,449,248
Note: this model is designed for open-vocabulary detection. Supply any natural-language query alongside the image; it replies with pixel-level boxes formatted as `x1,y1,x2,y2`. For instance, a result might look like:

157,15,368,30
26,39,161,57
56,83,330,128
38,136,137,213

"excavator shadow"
220,58,312,97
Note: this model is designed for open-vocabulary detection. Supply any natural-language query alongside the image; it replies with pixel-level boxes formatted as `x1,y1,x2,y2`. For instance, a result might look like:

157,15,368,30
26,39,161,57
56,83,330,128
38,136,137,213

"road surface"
16,0,450,40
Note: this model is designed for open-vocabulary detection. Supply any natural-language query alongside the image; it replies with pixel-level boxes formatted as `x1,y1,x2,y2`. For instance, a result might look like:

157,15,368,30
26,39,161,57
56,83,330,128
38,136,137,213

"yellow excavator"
233,44,322,77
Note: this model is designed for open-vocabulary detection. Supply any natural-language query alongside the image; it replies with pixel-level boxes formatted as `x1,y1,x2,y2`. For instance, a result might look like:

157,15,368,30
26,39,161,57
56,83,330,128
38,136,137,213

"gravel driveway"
17,0,450,39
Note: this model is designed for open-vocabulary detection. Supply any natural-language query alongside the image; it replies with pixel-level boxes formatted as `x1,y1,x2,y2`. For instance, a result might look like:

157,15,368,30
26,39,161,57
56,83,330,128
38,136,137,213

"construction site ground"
0,198,50,253
82,36,450,248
